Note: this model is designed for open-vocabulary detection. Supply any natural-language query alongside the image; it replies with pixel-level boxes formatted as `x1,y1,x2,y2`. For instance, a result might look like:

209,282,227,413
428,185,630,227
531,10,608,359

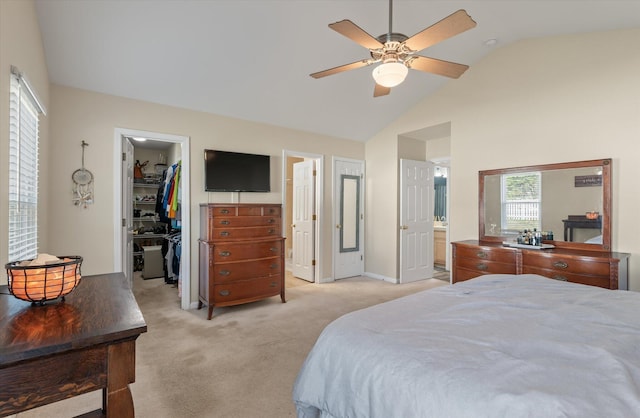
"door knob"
400,225,408,230
336,224,342,229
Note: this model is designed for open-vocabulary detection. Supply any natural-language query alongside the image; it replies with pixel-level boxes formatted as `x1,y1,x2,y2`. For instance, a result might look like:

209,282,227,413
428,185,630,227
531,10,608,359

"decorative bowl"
585,211,599,220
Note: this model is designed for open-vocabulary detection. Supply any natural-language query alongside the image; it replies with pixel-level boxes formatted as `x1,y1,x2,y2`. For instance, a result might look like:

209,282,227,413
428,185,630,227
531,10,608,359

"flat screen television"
204,149,271,192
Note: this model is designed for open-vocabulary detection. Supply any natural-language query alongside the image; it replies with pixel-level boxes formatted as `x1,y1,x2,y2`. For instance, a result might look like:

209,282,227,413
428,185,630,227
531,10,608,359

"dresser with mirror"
452,158,630,289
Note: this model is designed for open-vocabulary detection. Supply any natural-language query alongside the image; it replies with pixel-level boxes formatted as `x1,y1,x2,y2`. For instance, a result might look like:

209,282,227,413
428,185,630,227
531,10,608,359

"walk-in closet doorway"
113,128,192,310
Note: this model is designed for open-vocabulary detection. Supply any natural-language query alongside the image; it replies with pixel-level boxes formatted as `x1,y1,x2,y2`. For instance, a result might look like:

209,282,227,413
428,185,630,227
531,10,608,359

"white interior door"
400,159,434,283
333,158,364,280
121,136,134,286
292,160,315,282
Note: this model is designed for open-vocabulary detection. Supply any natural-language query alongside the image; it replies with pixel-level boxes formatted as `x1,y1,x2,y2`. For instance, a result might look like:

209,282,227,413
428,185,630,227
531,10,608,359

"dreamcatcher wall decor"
72,140,94,208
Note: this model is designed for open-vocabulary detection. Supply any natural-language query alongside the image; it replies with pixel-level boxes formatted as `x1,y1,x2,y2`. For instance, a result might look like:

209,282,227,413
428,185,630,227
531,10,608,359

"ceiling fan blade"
329,20,384,50
373,83,391,97
408,56,469,79
310,59,371,79
404,9,476,52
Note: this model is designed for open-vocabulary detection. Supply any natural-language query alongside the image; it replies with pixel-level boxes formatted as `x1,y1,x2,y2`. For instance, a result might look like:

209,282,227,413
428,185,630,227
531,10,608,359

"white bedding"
292,274,640,418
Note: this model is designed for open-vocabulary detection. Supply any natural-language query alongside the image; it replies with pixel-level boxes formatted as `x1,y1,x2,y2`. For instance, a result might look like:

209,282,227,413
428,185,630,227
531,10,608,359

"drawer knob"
268,229,275,234
220,209,229,214
476,263,488,271
219,251,231,257
552,275,568,282
220,231,230,237
270,247,278,252
477,251,488,259
553,261,568,269
270,282,277,287
267,218,276,224
220,220,230,225
219,270,231,276
270,263,278,269
219,289,230,296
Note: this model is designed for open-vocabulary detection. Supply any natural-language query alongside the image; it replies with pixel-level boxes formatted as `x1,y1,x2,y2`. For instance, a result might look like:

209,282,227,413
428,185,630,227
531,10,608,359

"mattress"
292,274,640,418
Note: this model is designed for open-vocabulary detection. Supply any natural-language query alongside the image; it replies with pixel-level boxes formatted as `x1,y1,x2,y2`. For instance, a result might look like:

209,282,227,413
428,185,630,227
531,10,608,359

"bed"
292,274,640,418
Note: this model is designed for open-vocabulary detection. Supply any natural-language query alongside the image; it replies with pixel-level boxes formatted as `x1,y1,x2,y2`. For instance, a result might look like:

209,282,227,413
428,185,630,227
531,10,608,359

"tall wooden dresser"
198,203,285,319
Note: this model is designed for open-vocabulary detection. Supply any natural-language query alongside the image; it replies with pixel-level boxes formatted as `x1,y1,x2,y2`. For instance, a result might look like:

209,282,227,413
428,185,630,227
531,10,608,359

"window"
501,172,541,232
8,67,45,262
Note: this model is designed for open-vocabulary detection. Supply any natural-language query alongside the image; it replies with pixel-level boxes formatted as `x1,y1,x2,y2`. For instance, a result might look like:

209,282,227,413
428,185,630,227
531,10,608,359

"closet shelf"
133,233,166,239
133,182,161,188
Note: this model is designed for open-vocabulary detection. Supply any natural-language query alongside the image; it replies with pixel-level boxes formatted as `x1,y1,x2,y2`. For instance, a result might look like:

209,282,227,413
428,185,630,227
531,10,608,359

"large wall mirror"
479,159,611,251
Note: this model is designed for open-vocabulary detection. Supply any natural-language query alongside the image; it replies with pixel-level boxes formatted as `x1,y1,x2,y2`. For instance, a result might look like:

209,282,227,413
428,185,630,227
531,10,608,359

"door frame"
282,150,323,283
113,128,192,310
332,156,365,281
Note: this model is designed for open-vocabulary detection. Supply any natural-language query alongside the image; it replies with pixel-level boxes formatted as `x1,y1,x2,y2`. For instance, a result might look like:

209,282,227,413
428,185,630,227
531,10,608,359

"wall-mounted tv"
204,149,271,192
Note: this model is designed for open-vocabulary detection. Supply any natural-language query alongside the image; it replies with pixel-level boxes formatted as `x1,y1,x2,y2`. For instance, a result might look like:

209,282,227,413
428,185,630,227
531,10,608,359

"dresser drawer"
209,206,238,216
211,216,280,228
455,257,517,275
212,258,282,283
238,205,281,216
522,266,612,289
455,245,517,264
453,268,491,282
521,252,610,276
210,226,281,240
213,276,282,305
212,240,282,262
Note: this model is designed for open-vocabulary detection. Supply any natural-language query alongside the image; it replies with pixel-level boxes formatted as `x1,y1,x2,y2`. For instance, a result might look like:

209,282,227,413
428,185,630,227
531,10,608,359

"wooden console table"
0,273,147,417
562,215,602,241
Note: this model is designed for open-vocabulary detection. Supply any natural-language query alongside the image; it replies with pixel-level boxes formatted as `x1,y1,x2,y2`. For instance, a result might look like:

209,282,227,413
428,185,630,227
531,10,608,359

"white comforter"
292,274,640,418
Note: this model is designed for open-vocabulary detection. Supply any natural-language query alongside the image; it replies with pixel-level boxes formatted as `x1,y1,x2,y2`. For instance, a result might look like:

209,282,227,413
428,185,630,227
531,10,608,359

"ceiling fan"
310,0,477,97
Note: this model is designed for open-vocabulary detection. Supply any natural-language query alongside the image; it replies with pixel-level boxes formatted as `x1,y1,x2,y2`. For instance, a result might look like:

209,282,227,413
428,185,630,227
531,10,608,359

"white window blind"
8,67,45,262
501,172,541,232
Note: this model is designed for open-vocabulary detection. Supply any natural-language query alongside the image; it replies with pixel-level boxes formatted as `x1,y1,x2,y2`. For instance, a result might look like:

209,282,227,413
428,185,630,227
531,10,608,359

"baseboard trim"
364,272,398,284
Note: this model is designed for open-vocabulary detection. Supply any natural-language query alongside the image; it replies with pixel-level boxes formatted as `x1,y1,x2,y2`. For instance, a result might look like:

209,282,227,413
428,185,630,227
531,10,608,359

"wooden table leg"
104,340,136,418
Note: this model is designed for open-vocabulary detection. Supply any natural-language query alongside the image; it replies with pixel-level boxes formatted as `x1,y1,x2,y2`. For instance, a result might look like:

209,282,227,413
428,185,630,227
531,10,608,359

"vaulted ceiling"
35,1,640,142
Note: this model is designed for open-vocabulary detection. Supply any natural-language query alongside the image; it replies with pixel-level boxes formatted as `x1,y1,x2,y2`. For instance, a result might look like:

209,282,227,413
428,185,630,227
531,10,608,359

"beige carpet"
16,270,449,418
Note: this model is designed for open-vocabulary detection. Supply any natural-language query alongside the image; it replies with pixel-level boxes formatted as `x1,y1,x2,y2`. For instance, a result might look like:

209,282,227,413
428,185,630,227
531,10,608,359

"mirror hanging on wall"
340,175,360,252
479,159,611,251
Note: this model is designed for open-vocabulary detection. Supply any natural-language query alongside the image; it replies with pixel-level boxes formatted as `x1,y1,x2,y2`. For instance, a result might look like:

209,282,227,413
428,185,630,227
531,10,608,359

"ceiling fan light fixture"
372,62,408,88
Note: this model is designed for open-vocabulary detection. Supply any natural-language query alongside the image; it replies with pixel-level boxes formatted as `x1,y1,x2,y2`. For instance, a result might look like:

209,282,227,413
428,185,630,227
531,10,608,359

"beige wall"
47,84,364,304
366,28,640,290
364,133,398,280
398,136,426,160
0,0,50,284
426,137,451,161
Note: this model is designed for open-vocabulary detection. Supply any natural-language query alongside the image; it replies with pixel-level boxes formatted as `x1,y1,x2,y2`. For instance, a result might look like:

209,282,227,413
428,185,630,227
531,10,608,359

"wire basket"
5,256,83,305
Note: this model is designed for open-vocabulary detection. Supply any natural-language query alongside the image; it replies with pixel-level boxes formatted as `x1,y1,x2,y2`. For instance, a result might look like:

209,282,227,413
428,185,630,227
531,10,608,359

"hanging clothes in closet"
160,160,182,229
156,161,182,292
162,231,182,290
